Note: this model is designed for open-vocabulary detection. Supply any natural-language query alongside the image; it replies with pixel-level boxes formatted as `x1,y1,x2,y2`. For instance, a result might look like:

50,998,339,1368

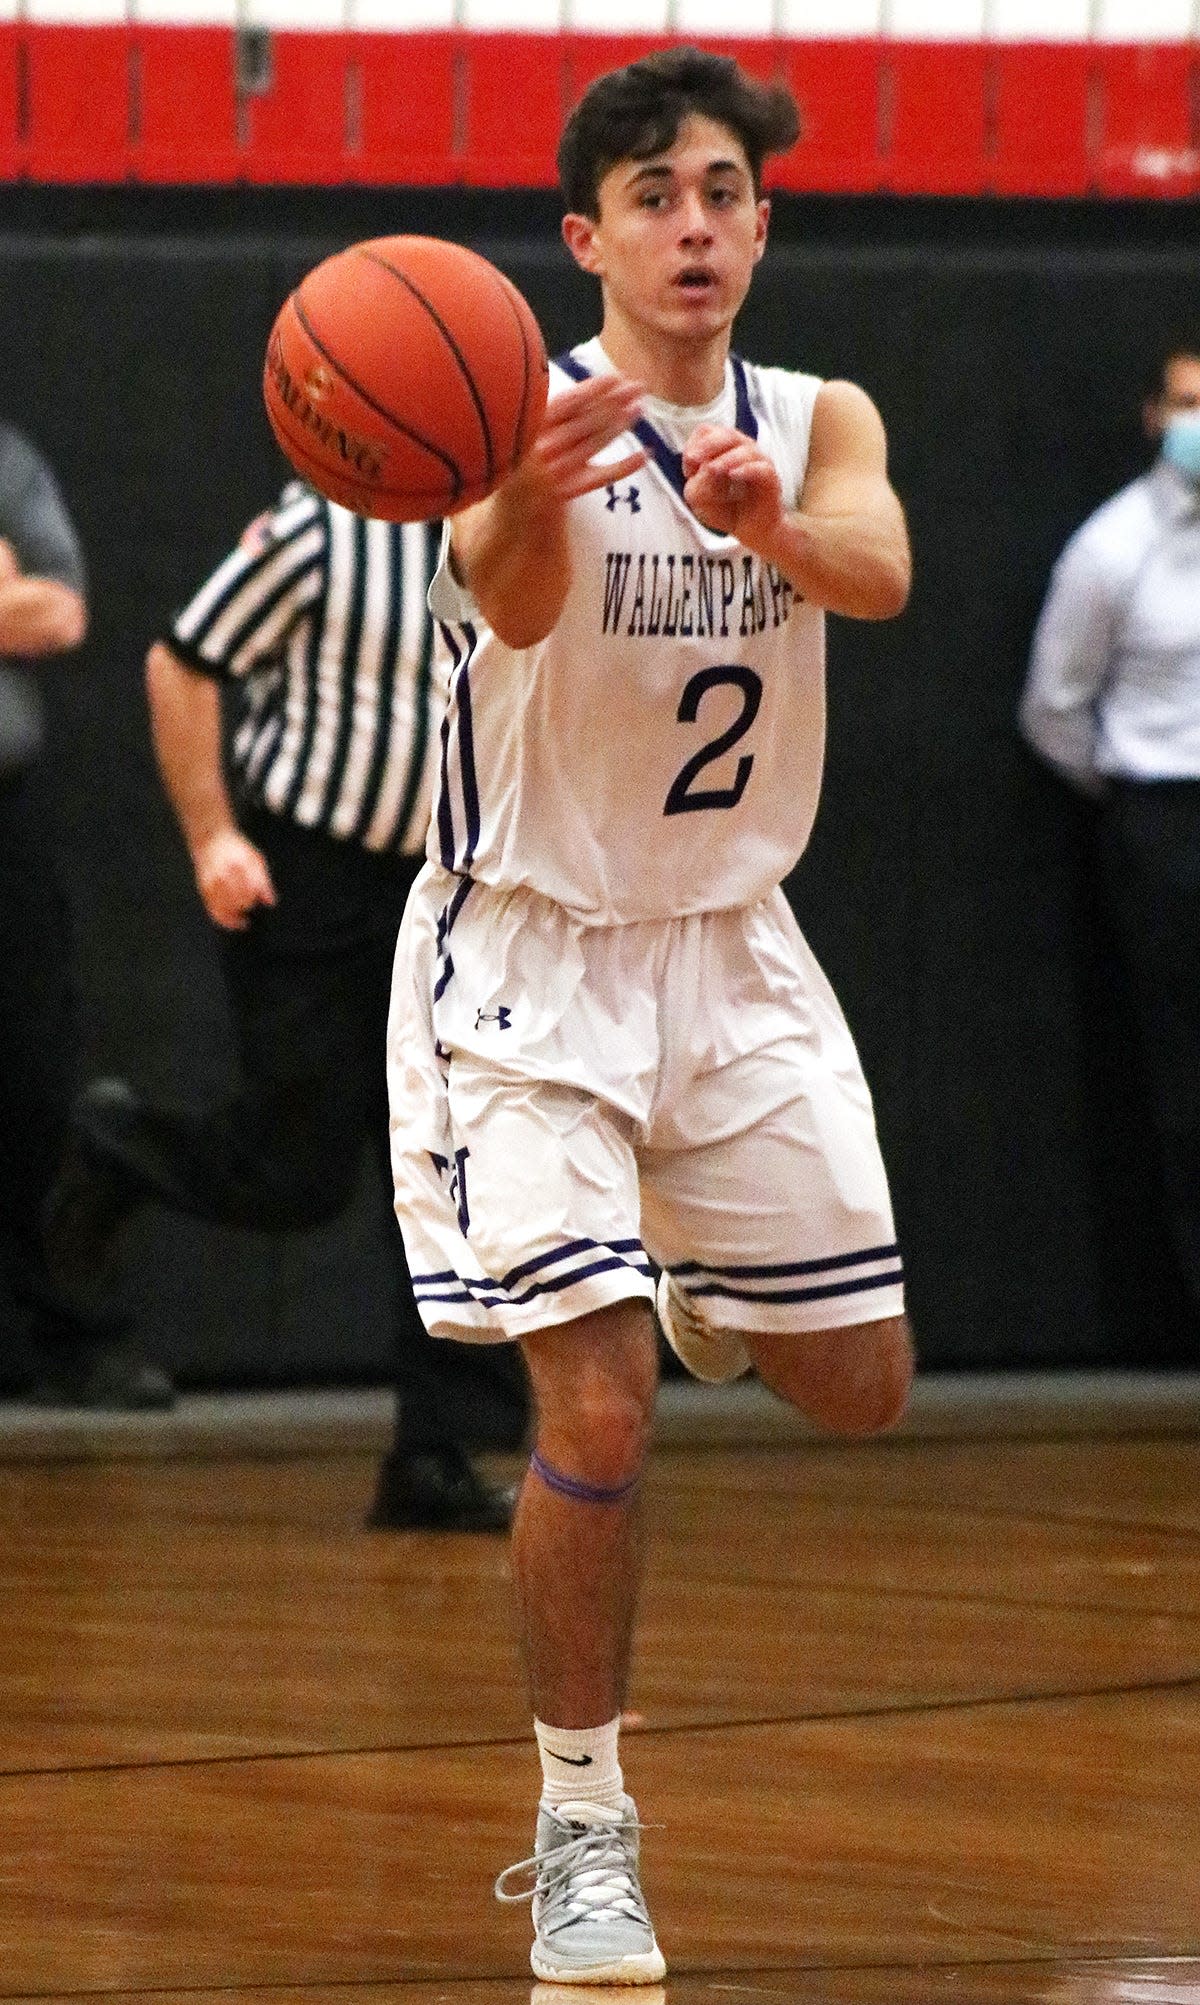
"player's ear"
753,197,770,264
562,213,603,275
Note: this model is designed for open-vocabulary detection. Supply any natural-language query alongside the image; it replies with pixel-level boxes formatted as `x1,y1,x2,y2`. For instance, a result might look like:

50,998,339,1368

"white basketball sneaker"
655,1270,751,1384
495,1795,666,1984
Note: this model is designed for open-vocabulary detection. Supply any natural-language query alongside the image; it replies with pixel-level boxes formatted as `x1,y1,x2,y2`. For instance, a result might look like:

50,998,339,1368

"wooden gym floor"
0,1380,1197,2004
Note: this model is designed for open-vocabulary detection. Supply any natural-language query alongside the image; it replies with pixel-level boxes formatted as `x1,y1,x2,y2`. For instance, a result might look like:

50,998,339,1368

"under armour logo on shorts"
475,1005,512,1030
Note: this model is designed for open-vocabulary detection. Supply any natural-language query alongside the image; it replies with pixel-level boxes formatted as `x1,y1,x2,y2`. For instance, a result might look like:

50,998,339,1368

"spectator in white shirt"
1020,339,1200,1324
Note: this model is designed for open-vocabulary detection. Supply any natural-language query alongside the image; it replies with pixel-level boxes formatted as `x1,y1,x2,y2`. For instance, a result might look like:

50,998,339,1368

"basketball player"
387,47,914,1982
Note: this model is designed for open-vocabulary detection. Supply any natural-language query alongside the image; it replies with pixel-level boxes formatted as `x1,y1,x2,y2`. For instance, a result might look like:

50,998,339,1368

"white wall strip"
12,0,1200,40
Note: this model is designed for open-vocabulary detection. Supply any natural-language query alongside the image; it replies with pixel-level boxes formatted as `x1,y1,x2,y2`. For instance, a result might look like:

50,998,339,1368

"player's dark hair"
558,46,800,217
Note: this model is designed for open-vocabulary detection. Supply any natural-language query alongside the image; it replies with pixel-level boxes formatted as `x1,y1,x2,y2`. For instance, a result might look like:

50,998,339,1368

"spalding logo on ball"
263,234,550,523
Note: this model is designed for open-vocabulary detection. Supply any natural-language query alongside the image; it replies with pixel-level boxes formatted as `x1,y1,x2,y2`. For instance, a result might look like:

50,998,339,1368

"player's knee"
525,1305,658,1486
754,1315,914,1437
550,1362,655,1486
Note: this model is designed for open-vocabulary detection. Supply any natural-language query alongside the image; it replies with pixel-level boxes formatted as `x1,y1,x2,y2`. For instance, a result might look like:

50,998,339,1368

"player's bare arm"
450,374,645,649
0,536,87,654
145,640,276,931
682,378,911,621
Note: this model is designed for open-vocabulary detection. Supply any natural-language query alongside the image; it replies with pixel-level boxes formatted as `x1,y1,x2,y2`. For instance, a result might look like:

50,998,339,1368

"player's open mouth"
675,269,717,295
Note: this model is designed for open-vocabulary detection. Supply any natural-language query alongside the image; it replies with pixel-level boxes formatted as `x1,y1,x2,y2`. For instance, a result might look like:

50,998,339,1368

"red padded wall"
24,24,130,182
4,30,1199,197
1094,42,1200,196
884,42,990,195
990,42,1092,197
0,25,22,179
133,26,238,183
350,30,458,185
239,30,349,184
773,41,882,194
464,33,561,186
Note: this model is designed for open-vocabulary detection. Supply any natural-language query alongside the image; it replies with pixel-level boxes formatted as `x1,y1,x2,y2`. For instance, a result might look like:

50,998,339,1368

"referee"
48,479,526,1527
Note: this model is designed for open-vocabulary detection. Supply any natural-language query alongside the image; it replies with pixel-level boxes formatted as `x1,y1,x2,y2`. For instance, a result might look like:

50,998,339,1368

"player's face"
564,114,769,350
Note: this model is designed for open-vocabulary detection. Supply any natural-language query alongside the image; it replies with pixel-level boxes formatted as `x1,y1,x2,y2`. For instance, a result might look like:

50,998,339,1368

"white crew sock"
535,1717,625,1811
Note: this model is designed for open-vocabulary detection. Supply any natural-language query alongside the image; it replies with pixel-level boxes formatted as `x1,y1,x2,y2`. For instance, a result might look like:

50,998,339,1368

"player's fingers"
548,375,644,424
537,381,643,460
683,464,729,503
538,416,641,482
682,423,744,472
690,442,764,482
535,440,644,501
682,471,734,530
561,449,648,501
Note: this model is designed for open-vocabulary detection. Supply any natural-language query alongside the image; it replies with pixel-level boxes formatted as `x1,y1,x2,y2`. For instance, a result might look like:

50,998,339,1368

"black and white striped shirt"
167,484,439,855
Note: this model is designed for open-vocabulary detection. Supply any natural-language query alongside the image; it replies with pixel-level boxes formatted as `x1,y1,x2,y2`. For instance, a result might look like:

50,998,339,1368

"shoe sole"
655,1272,750,1384
531,1944,667,1983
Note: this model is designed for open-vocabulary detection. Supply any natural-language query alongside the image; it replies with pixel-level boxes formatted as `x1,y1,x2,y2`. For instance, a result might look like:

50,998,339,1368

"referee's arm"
145,640,276,932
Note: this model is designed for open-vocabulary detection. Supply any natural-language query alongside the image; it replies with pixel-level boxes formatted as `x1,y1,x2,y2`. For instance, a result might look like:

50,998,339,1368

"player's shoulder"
740,359,824,427
741,358,824,401
741,362,825,480
736,361,824,495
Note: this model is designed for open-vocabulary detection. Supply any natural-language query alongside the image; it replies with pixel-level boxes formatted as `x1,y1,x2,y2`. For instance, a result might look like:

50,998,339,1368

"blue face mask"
1161,410,1200,481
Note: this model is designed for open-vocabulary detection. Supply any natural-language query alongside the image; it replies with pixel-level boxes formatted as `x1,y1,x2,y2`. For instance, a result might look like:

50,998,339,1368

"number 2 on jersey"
664,665,763,816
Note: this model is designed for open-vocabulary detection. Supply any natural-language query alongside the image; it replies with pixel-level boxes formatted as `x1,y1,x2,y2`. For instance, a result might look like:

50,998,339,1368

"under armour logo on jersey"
605,483,641,513
475,1005,512,1030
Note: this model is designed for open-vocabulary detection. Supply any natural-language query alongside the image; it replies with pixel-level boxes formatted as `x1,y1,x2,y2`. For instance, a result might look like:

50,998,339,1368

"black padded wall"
3,188,1197,1384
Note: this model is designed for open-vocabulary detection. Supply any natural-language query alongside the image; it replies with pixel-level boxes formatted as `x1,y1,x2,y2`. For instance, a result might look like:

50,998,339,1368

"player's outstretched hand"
682,422,786,549
521,375,646,506
449,374,647,651
194,827,277,931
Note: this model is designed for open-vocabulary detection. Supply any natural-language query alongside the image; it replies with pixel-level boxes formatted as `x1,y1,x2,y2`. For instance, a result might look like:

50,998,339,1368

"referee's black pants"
115,810,525,1452
1101,778,1200,1322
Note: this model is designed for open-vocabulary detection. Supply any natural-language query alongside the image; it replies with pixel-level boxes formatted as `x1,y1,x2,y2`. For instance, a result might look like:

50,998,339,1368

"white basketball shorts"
388,863,904,1343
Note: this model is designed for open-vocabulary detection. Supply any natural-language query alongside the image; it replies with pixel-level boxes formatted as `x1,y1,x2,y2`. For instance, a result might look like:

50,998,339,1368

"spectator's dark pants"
1101,778,1200,1320
113,809,525,1451
0,760,118,1349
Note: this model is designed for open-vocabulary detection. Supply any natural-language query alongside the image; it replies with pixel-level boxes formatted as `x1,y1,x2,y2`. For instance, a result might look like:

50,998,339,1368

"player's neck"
596,317,730,410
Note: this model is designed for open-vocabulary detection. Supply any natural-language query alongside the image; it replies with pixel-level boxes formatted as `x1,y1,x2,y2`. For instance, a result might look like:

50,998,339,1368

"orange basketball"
262,235,549,522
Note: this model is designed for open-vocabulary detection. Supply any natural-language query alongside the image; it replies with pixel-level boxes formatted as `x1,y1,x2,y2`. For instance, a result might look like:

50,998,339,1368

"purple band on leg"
529,1447,641,1506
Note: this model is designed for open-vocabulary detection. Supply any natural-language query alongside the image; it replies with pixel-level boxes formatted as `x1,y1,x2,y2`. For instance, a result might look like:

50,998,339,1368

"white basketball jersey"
428,337,826,926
